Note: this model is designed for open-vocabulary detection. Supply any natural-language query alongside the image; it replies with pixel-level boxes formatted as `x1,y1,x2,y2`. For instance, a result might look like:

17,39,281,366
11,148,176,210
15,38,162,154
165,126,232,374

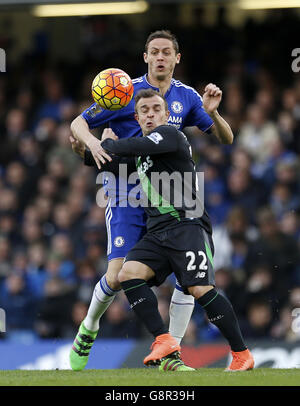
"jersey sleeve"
101,125,179,157
81,102,117,129
185,89,214,133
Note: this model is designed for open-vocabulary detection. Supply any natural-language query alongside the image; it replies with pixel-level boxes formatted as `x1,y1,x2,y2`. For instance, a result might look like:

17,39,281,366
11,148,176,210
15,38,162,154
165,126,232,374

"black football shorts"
124,221,215,294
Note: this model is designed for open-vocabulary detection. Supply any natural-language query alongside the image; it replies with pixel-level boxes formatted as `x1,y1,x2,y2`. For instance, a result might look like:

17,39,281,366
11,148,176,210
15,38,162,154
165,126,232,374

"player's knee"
106,259,123,289
118,261,140,283
118,263,131,283
187,285,214,299
105,273,121,290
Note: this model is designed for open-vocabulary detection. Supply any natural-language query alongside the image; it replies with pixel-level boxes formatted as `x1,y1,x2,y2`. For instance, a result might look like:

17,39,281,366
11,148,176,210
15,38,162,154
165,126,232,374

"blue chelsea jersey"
82,74,214,137
82,74,214,204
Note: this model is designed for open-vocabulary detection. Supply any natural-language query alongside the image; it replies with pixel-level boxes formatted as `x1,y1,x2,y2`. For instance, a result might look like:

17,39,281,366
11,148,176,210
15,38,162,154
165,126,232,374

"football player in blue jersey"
69,30,233,371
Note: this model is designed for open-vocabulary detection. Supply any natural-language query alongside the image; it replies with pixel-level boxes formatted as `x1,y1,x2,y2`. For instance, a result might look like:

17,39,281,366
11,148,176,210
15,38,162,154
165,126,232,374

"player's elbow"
211,123,234,145
218,129,234,145
70,116,80,135
70,115,86,136
224,133,234,145
217,131,234,145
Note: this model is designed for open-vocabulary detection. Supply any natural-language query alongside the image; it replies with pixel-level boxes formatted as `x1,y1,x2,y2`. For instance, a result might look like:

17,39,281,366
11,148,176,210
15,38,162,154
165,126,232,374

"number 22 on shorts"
185,251,208,271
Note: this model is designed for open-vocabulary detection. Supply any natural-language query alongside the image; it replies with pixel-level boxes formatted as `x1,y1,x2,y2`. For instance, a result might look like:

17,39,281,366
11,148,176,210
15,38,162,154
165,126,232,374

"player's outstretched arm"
203,83,234,145
70,115,112,169
84,149,136,176
101,126,179,157
72,126,135,174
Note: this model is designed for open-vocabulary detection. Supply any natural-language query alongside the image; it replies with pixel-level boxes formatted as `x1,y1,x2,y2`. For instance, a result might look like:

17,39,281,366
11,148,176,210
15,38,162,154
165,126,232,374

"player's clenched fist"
202,83,222,116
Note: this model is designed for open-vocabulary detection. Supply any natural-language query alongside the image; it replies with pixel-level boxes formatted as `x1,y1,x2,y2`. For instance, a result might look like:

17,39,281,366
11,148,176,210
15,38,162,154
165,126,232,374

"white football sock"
83,275,120,332
169,282,195,344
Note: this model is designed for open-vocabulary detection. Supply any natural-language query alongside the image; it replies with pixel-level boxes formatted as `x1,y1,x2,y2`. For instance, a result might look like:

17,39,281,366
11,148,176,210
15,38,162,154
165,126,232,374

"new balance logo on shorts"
196,272,206,278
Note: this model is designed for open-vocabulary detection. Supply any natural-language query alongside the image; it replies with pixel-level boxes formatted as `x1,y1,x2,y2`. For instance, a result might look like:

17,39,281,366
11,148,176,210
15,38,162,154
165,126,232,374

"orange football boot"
144,333,181,366
225,348,254,371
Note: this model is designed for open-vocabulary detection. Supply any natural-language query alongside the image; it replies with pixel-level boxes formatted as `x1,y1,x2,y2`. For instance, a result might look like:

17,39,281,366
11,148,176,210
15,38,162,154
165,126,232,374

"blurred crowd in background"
0,7,300,344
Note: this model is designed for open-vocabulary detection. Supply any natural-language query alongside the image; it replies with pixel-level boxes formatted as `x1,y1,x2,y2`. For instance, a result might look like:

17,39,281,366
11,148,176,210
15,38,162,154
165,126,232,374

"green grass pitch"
0,368,300,386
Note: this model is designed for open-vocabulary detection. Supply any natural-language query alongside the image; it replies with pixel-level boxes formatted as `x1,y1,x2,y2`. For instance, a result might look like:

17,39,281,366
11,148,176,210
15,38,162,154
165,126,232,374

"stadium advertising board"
0,339,300,370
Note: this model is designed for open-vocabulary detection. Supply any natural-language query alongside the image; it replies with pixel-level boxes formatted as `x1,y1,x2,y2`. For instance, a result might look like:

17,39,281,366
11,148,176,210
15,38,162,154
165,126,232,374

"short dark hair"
134,88,168,113
145,30,179,54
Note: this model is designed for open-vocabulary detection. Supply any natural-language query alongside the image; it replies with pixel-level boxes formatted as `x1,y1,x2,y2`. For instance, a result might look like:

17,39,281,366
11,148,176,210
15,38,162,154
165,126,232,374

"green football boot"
69,322,98,371
159,357,195,372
